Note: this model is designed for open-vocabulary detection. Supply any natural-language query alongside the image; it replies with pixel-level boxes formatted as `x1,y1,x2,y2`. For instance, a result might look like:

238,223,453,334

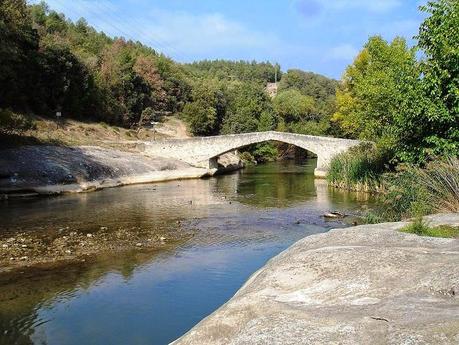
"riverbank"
173,213,459,344
0,144,245,273
0,145,243,196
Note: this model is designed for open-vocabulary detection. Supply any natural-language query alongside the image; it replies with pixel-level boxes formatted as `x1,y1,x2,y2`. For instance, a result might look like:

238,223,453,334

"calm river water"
0,160,374,345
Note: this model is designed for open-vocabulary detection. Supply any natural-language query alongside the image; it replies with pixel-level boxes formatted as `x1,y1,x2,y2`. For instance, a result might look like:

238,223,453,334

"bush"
239,151,256,164
252,143,278,163
327,142,387,192
0,109,35,134
416,158,459,213
377,170,430,221
401,218,459,238
372,157,459,221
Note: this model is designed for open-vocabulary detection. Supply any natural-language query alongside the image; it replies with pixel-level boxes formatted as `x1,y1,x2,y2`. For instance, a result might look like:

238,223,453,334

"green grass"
401,218,459,238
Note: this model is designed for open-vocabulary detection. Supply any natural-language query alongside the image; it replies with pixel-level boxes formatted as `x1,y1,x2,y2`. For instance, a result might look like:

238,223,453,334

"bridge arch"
141,131,361,177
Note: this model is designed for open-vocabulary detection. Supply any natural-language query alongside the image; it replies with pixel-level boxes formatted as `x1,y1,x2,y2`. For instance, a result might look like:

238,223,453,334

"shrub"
239,151,256,164
373,157,459,221
327,142,387,192
0,109,35,134
362,211,384,224
415,157,459,213
401,218,459,238
377,168,431,221
252,143,278,163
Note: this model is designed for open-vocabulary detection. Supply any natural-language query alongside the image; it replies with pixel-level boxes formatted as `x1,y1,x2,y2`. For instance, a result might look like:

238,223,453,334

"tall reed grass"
327,143,459,221
375,157,459,221
327,142,386,192
416,157,459,213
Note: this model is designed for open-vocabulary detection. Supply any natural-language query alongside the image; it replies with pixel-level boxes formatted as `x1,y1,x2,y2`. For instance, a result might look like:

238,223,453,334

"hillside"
1,0,339,155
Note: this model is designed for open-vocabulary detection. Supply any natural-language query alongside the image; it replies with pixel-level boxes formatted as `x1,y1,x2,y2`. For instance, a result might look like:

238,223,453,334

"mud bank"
0,221,194,275
173,213,459,345
0,145,242,196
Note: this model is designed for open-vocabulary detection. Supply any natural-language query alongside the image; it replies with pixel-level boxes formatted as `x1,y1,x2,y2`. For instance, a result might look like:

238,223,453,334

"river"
0,160,374,345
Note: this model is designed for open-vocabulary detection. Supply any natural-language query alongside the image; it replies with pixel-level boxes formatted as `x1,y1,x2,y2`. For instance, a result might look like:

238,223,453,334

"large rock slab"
173,214,459,345
0,145,208,194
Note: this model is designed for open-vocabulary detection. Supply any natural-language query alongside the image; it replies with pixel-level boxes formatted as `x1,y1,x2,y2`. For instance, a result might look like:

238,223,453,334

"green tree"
278,69,338,112
0,0,38,110
333,36,430,162
182,79,227,136
273,89,316,124
417,0,459,158
221,82,274,134
185,60,281,83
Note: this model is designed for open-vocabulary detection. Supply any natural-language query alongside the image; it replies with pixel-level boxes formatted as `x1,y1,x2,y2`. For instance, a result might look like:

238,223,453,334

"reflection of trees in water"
0,246,181,345
217,161,318,208
327,186,374,203
215,160,376,210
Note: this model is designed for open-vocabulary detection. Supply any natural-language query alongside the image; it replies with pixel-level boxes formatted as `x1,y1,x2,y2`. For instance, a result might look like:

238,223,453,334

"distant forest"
1,0,456,164
0,1,338,143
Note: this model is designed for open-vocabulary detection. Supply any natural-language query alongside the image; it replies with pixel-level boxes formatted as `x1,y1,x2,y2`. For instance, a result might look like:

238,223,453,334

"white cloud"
34,0,281,61
140,10,278,57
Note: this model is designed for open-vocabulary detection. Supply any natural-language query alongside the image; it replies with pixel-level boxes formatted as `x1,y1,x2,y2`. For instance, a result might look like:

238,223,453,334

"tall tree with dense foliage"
417,0,459,157
273,90,315,124
333,36,435,162
278,70,338,114
182,79,227,136
221,82,275,134
0,0,38,110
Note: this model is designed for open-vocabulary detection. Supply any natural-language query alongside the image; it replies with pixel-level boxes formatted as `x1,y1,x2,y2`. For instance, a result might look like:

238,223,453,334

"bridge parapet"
140,131,361,177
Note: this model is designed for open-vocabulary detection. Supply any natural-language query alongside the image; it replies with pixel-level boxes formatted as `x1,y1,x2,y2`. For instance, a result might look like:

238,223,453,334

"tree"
278,69,338,112
133,55,166,110
182,79,227,136
185,60,282,83
333,36,432,162
417,0,459,158
182,102,217,136
34,45,96,117
0,0,39,110
221,82,274,134
273,90,316,124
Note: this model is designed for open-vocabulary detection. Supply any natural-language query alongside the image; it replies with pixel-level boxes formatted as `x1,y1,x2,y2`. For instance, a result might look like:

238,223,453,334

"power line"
95,1,186,59
51,0,186,60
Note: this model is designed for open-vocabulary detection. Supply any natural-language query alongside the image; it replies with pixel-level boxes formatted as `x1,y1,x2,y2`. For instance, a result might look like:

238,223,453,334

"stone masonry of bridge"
140,131,361,177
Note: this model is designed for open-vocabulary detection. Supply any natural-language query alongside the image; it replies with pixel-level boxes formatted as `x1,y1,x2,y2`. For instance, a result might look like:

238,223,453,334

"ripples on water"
0,160,374,345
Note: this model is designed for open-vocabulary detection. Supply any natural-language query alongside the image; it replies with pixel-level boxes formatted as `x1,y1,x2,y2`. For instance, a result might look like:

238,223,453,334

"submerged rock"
323,211,346,219
173,213,459,345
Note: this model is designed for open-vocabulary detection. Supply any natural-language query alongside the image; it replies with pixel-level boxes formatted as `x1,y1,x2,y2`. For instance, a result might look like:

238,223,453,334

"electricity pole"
274,64,278,84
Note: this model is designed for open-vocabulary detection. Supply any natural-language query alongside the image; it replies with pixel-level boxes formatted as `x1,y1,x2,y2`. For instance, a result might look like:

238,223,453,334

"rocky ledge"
173,213,459,345
0,145,242,195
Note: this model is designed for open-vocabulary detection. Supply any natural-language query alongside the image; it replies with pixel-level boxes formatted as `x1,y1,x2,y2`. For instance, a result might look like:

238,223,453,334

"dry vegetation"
0,114,186,151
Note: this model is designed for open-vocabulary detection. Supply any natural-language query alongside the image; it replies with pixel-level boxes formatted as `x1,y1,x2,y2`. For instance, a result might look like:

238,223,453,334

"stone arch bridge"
140,131,361,177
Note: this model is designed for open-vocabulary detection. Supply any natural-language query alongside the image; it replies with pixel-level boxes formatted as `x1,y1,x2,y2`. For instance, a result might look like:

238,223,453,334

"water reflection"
0,161,375,345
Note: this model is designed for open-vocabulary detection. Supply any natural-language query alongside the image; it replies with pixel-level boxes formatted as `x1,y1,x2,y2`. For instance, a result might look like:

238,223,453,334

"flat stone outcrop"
173,214,459,345
0,145,209,195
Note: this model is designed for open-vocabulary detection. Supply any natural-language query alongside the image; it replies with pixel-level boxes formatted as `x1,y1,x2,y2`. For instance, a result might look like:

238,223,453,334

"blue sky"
31,0,427,79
